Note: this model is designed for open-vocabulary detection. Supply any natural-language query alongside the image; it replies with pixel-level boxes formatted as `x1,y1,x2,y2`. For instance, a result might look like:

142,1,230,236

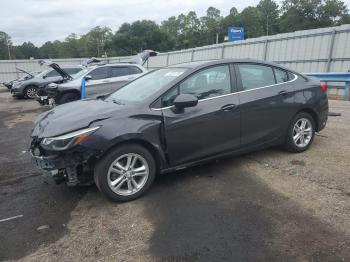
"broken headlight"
41,126,100,151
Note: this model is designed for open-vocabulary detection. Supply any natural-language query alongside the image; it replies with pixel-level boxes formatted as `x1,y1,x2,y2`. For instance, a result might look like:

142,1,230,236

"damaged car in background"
11,63,83,98
37,50,157,105
39,63,147,105
30,59,328,202
2,68,41,90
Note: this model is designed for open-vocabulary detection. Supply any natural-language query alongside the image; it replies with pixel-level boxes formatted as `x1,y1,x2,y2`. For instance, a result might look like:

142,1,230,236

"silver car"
11,66,83,98
41,63,147,105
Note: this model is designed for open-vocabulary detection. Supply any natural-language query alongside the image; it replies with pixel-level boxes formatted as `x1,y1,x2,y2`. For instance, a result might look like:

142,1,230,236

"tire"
57,92,80,104
285,112,315,153
94,144,156,202
24,86,38,99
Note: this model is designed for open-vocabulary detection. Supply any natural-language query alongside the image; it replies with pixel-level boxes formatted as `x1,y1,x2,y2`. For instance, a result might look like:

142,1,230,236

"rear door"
85,66,112,98
235,63,295,147
161,64,241,166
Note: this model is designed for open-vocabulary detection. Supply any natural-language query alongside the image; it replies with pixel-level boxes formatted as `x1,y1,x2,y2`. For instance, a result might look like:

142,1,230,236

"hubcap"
293,118,313,148
26,88,37,98
107,153,149,196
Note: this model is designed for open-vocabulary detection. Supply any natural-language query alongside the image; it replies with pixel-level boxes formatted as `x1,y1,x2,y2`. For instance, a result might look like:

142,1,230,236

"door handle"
279,90,288,96
221,104,236,111
128,77,135,80
102,80,110,83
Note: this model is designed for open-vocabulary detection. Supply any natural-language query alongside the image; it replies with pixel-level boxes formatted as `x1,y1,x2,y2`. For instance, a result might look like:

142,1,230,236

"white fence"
146,24,350,74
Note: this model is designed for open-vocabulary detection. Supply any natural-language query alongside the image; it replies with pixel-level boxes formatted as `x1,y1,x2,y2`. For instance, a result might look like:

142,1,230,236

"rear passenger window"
274,68,289,83
237,64,275,90
128,66,142,74
111,67,129,77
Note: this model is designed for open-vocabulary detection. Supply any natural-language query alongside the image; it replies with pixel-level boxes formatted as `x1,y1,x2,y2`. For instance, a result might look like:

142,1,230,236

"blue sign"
228,26,244,42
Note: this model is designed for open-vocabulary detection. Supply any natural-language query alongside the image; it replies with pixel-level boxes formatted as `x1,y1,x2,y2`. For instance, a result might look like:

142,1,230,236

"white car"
39,63,147,105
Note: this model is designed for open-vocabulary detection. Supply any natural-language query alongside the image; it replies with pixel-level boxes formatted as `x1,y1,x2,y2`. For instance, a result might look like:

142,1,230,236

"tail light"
320,82,327,92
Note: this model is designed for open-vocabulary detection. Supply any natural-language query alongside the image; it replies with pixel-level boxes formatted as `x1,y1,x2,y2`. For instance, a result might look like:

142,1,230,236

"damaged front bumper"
36,95,55,106
30,144,97,186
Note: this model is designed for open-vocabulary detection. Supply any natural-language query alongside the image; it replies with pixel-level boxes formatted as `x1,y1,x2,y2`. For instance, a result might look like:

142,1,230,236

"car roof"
97,63,143,67
167,59,295,72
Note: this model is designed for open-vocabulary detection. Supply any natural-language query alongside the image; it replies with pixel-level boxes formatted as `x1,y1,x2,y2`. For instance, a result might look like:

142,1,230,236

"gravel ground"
0,88,349,262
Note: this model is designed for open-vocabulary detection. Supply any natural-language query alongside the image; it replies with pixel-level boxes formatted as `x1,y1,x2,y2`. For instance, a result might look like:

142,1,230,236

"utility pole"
216,33,219,44
6,36,11,60
266,14,269,36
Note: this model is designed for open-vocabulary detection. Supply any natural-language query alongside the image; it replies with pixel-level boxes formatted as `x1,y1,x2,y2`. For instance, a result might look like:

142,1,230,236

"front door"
85,66,112,98
162,64,241,166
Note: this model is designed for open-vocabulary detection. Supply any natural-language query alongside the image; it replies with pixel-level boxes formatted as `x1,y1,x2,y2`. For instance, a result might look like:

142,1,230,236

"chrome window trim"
150,73,298,111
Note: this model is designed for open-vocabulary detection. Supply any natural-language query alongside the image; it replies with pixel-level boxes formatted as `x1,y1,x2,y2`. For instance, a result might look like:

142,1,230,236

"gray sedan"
11,66,83,98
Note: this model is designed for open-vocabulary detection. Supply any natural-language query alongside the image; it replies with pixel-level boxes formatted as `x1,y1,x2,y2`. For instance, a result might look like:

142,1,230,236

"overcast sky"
2,0,350,46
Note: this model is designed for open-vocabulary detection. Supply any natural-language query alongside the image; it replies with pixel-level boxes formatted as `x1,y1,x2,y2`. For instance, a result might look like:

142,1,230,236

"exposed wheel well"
60,89,81,97
297,108,319,131
98,139,163,174
24,85,38,92
56,90,81,103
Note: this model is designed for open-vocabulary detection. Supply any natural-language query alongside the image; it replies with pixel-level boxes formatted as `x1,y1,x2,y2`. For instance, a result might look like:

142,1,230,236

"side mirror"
173,94,198,112
84,75,92,81
42,75,47,79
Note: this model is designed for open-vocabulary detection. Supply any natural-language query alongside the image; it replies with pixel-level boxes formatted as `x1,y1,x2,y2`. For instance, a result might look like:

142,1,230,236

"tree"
16,42,40,59
0,31,12,59
257,0,280,35
40,41,61,59
201,7,222,44
279,0,348,31
238,7,265,38
321,0,349,24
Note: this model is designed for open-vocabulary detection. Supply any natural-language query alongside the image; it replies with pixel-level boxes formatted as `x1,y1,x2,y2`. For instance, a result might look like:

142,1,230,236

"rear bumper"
316,99,328,132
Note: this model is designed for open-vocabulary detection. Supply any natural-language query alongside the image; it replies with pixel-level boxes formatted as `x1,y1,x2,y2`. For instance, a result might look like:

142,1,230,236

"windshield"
73,68,90,79
37,69,50,78
106,68,187,104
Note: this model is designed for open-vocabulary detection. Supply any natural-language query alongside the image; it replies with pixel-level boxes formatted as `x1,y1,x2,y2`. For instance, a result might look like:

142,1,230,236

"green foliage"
0,0,349,60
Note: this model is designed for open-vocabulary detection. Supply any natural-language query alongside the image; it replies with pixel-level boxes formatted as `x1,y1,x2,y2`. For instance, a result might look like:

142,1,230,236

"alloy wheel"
293,118,313,148
107,153,149,196
26,87,37,98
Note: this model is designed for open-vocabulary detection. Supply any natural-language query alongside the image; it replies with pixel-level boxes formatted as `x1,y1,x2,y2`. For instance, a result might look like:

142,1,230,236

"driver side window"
161,65,231,107
89,67,110,80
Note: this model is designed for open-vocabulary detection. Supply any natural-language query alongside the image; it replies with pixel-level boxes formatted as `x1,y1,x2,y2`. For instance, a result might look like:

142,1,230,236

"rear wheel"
94,144,156,202
57,92,80,104
285,112,315,153
24,86,38,99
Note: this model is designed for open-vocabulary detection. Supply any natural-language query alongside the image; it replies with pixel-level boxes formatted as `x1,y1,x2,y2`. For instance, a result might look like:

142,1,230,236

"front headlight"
41,126,100,151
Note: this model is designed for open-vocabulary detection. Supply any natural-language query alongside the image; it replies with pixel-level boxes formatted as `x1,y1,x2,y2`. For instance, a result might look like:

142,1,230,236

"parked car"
2,68,41,90
11,64,83,98
38,63,147,105
30,59,328,202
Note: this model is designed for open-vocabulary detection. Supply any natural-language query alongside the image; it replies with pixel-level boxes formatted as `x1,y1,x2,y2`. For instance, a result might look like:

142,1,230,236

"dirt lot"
0,88,349,261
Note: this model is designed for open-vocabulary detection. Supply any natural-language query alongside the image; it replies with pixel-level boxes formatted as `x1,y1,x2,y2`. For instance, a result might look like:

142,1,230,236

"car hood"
49,63,73,80
16,67,34,77
32,99,129,138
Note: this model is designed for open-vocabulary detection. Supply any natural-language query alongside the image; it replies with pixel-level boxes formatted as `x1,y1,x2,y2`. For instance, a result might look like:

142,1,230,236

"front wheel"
285,112,315,153
24,86,38,99
94,144,156,202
